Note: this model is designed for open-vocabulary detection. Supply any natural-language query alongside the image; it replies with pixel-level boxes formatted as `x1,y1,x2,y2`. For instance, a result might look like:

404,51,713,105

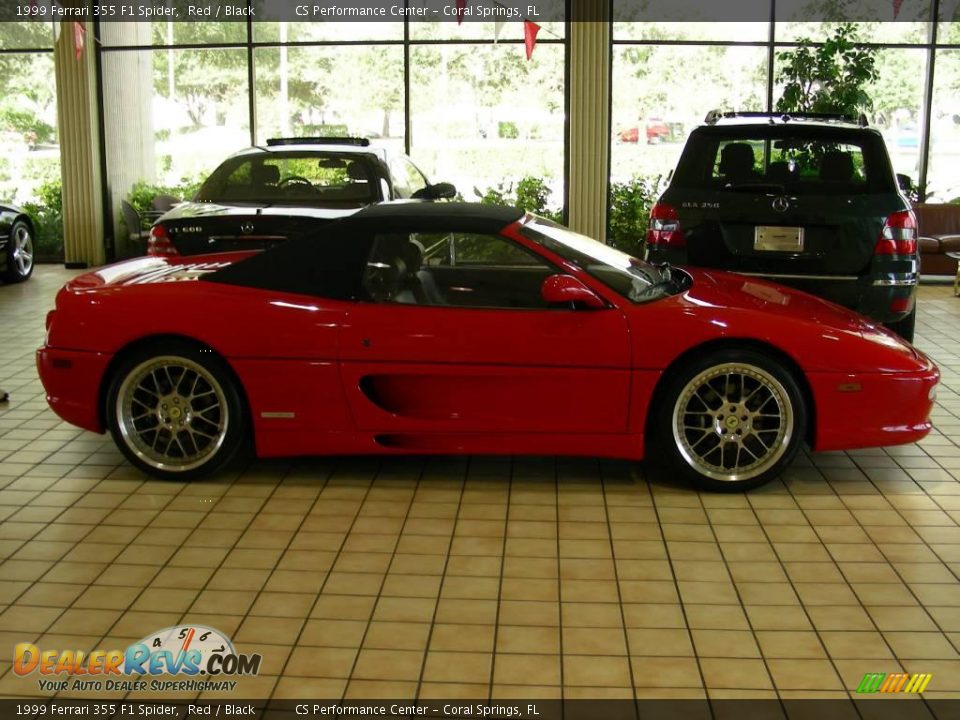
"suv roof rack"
265,137,371,147
703,110,869,128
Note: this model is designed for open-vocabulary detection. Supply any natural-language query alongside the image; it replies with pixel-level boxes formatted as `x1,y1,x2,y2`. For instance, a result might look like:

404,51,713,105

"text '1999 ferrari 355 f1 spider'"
38,203,939,491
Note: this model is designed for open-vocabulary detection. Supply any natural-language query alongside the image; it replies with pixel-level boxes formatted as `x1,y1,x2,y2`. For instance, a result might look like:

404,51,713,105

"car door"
339,229,633,436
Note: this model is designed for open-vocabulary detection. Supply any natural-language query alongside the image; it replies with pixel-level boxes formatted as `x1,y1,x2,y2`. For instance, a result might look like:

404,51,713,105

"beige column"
54,20,105,267
566,5,611,241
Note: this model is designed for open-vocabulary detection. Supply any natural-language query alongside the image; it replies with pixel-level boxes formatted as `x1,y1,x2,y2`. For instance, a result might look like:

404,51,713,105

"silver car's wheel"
650,349,807,492
107,344,246,480
672,362,794,483
3,220,34,282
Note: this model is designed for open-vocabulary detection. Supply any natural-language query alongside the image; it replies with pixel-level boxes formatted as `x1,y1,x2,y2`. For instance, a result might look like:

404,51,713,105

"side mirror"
412,182,457,200
896,173,913,192
541,274,605,309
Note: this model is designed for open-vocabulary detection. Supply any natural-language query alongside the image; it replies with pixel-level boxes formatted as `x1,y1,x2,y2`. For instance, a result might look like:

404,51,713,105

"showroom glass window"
97,13,565,260
0,22,62,261
611,4,956,219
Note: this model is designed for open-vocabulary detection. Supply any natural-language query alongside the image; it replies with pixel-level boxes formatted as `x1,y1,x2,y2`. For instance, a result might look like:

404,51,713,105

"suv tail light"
874,210,917,256
647,202,685,248
147,224,179,257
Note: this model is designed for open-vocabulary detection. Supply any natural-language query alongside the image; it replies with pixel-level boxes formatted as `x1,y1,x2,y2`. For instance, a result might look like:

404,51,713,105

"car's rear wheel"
650,349,807,492
106,343,245,480
884,307,916,344
2,219,34,283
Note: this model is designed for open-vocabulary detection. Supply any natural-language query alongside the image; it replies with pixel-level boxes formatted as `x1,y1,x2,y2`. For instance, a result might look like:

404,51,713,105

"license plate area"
754,226,804,252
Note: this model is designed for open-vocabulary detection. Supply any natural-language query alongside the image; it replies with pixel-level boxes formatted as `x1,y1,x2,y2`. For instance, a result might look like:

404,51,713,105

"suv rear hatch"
659,125,906,278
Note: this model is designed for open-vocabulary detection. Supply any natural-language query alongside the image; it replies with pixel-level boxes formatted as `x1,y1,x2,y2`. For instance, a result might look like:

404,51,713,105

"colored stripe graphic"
857,672,931,694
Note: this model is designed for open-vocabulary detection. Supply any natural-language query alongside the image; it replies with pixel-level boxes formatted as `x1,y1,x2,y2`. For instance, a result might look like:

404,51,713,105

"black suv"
645,112,918,341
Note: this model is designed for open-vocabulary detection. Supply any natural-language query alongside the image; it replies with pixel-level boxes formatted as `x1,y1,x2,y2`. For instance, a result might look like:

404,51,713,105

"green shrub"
607,176,658,258
0,105,56,145
474,175,562,223
20,179,63,260
498,121,519,139
127,176,203,227
298,123,349,137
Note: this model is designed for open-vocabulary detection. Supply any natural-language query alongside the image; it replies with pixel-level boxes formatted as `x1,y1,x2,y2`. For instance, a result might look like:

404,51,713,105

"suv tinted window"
673,127,895,195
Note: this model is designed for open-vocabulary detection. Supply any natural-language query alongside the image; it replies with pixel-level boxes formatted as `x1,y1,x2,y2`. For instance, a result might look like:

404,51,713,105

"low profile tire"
106,342,245,481
650,349,807,492
884,307,916,344
2,219,34,283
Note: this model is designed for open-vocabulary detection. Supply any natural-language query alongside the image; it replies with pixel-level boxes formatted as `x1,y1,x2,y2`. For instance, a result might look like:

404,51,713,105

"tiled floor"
0,266,959,701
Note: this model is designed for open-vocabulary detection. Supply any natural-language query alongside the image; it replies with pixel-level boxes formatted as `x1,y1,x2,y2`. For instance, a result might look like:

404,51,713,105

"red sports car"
37,203,939,491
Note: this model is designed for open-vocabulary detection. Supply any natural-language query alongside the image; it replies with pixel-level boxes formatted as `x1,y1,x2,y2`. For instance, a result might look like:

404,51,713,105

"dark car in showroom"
0,202,35,283
645,111,919,341
147,137,455,257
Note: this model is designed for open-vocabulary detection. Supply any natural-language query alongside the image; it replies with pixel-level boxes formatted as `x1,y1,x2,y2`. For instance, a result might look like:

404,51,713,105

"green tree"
776,23,879,116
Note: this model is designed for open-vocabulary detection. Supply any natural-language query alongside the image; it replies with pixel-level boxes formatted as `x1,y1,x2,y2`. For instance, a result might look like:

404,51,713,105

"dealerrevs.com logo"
13,625,262,693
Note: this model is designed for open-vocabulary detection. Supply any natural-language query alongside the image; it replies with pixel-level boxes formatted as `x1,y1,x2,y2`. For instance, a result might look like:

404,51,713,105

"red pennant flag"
73,21,85,60
456,0,466,24
892,0,903,17
524,20,540,60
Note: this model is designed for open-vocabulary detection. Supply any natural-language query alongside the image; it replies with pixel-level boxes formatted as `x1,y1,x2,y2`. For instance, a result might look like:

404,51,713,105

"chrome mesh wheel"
115,356,229,473
671,362,794,483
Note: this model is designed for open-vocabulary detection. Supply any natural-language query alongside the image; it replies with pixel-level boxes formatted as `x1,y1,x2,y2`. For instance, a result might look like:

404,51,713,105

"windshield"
197,151,378,206
520,218,683,304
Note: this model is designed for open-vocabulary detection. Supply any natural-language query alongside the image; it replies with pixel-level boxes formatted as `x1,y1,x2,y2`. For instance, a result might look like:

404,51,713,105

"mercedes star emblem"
772,196,790,213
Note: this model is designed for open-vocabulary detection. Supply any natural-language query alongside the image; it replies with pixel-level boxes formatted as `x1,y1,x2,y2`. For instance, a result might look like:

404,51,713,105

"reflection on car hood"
158,201,362,222
682,267,874,333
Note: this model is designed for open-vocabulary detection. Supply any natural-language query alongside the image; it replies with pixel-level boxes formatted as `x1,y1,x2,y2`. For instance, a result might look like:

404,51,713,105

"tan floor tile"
818,630,894,660
348,648,423,681
272,676,346,698
234,616,304,645
756,630,827,659
285,646,358,678
422,650,491,683
498,600,559,627
0,606,63,633
363,621,431,651
883,631,960,659
131,588,197,613
493,653,561,686
631,656,704,689
248,591,315,618
372,596,437,624
429,623,495,653
344,679,417,699
806,605,875,632
622,603,686,629
431,598,497,626
47,608,121,635
15,582,86,608
562,626,628,655
311,594,377,622
189,589,258,616
626,628,693,657
684,604,750,630
765,658,844,690
563,654,632,687
264,570,327,595
692,629,761,658
496,625,560,654
699,657,772,689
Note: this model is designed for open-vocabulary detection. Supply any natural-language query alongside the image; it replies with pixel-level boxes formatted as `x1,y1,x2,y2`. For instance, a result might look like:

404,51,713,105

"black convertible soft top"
203,202,526,299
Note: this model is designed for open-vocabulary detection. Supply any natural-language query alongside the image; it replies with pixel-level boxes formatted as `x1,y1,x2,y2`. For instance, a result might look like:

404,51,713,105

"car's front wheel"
650,349,807,492
2,219,34,283
106,343,246,480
